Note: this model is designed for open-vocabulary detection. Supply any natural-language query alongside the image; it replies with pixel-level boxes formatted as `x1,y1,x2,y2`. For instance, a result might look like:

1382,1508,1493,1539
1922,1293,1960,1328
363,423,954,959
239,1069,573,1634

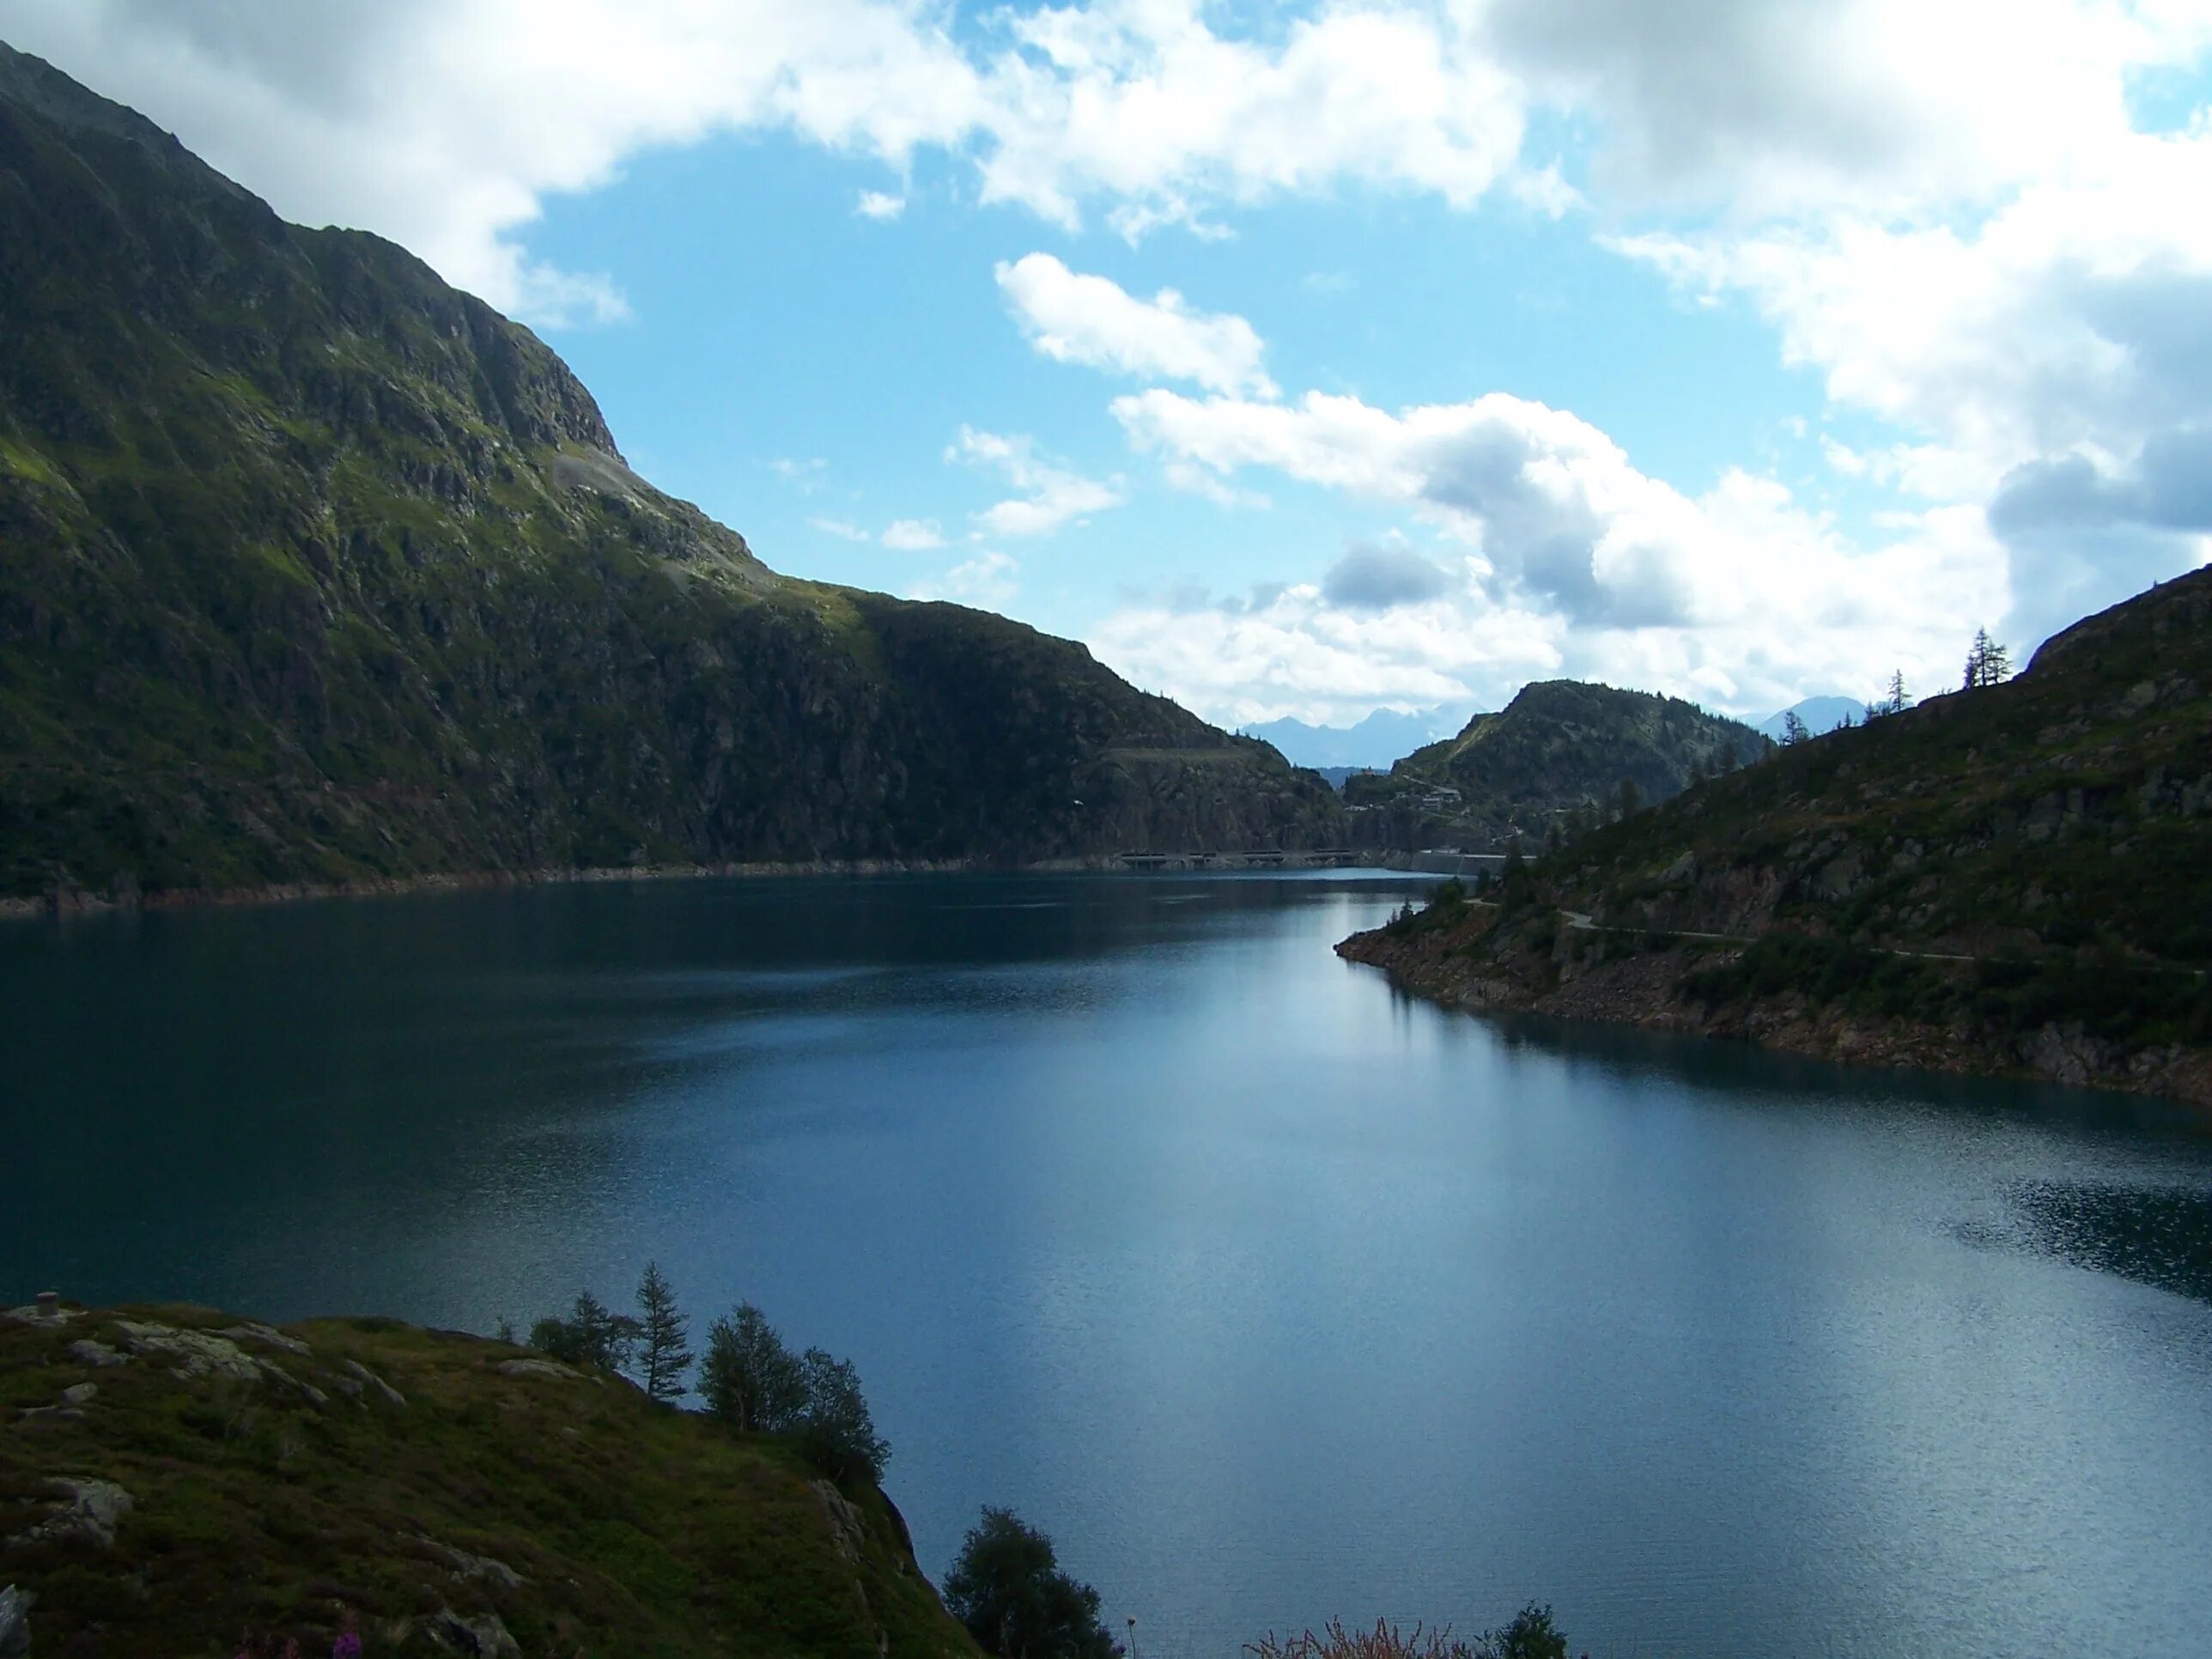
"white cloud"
0,0,1534,324
809,517,871,541
1481,0,2209,218
909,550,1019,608
950,427,1126,538
880,517,947,550
1105,383,2009,719
768,457,829,491
854,189,907,220
995,253,1277,397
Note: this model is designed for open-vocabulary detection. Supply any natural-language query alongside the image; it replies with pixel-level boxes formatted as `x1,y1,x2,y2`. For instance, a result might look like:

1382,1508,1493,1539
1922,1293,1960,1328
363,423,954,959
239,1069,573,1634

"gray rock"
341,1358,406,1408
64,1340,127,1368
428,1608,523,1658
495,1358,580,1382
0,1584,32,1659
12,1479,133,1549
110,1321,264,1383
1,1304,76,1328
59,1383,96,1407
218,1322,312,1357
416,1535,526,1591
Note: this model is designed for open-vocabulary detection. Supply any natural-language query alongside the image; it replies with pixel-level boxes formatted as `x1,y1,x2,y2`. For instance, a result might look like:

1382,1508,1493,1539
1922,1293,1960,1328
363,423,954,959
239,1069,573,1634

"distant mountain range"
0,45,1340,902
1755,696,1865,740
1240,706,1474,769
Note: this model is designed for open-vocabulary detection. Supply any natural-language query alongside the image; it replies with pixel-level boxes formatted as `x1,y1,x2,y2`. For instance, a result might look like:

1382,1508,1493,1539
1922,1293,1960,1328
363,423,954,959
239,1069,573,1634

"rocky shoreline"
0,855,1118,924
1337,908,2212,1109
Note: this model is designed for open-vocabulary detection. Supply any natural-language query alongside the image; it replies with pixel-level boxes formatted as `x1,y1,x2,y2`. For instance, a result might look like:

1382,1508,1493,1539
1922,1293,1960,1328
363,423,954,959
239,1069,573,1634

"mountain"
1756,695,1864,740
0,1298,980,1656
1340,570,2212,1102
0,45,1339,904
1344,680,1772,848
1238,705,1474,770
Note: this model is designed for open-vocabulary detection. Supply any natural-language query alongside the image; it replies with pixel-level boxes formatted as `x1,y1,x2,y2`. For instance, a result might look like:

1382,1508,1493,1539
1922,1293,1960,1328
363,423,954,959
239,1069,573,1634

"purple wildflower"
331,1629,364,1658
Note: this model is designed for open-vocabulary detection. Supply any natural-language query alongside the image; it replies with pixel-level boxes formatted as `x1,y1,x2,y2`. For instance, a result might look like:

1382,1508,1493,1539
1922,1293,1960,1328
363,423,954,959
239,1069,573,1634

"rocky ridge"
1340,569,2212,1104
0,43,1338,905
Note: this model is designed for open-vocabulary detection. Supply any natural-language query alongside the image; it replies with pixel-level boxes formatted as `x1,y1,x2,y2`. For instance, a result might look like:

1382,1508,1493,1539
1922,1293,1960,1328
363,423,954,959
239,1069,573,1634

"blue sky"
6,0,2210,727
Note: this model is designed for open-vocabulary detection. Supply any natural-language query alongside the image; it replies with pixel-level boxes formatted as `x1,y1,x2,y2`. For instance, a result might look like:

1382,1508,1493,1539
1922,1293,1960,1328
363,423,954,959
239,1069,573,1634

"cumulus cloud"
1104,383,2009,720
808,517,871,542
0,0,1533,324
880,517,947,550
1322,538,1458,611
950,427,1125,537
996,253,1277,397
1479,0,2203,218
909,550,1019,608
855,189,907,221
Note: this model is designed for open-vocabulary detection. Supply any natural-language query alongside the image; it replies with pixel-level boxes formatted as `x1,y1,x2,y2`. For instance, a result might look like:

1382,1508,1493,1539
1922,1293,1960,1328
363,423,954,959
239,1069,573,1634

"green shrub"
944,1507,1121,1659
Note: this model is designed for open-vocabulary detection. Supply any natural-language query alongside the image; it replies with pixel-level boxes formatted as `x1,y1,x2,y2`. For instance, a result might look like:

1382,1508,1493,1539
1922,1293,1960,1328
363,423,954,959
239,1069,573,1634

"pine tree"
1885,668,1909,715
1781,710,1810,745
635,1261,695,1401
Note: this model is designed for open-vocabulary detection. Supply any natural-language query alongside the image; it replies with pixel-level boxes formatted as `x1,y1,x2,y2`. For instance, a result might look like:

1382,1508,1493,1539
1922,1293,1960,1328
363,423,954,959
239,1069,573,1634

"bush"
701,1304,808,1432
794,1346,890,1484
528,1290,642,1375
944,1507,1121,1659
1245,1605,1566,1659
1477,1604,1567,1659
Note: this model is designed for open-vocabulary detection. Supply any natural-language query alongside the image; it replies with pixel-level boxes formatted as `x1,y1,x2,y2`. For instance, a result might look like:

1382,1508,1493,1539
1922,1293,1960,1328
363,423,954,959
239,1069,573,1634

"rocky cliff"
1340,570,2212,1104
0,44,1339,904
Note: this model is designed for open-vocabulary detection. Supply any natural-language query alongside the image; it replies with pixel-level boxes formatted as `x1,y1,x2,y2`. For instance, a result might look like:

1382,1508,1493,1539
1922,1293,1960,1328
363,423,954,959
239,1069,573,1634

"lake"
5,872,2212,1656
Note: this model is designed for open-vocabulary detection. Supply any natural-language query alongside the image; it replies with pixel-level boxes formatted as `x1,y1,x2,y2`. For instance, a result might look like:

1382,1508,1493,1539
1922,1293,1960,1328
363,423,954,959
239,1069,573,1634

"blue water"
5,872,2211,1656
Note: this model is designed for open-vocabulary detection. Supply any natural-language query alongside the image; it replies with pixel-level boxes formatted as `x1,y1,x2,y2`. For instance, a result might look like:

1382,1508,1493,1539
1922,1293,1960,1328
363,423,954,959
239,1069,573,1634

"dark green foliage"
701,1304,810,1433
942,1508,1121,1659
527,1290,642,1375
1474,1603,1567,1659
795,1348,891,1486
635,1261,694,1402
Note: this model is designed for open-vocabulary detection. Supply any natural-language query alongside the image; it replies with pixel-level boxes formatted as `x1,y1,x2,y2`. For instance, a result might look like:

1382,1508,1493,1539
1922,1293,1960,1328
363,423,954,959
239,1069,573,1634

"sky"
4,0,2211,729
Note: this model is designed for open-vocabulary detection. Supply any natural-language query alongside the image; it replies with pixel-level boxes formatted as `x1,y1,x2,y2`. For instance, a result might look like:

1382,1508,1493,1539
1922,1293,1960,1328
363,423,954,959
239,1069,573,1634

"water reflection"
5,872,2212,1658
2003,1181,2212,1304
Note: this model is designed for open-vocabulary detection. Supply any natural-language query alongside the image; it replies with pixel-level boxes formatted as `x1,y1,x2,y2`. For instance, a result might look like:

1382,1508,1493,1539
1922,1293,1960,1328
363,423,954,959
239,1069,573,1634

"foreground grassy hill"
1345,681,1771,851
1342,571,2212,1103
0,44,1337,906
0,1299,979,1657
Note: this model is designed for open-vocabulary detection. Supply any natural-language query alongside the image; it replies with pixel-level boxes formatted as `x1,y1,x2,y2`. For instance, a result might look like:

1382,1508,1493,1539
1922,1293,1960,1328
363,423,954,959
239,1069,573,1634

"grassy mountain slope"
1344,680,1771,850
0,1300,978,1657
1341,571,2212,1102
0,44,1337,903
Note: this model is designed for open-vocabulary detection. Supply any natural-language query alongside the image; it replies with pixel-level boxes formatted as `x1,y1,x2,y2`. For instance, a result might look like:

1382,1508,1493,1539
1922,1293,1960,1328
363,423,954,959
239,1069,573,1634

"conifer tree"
635,1261,695,1401
1963,628,2013,689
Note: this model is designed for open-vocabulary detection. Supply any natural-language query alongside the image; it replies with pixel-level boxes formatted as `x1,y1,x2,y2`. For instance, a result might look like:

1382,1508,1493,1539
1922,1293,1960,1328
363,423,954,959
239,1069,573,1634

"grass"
0,1304,981,1658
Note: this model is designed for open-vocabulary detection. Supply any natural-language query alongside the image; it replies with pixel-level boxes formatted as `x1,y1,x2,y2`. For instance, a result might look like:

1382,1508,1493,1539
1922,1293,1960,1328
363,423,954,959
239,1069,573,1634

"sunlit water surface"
5,872,2211,1657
